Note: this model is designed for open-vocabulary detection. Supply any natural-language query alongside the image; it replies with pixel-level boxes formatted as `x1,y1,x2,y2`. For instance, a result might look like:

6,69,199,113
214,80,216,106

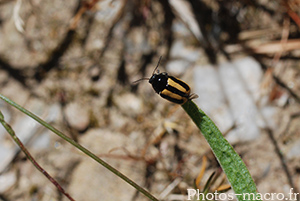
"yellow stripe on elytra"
167,78,188,93
161,89,183,100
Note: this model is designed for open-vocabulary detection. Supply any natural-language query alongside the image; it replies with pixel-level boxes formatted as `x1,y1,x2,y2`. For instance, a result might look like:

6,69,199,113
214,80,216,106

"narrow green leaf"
182,100,261,201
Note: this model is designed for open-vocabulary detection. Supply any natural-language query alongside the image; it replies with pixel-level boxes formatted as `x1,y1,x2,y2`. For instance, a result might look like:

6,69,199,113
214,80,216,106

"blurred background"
0,0,300,200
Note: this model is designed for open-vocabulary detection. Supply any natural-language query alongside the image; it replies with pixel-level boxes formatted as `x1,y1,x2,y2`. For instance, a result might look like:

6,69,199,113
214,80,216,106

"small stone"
64,102,90,131
0,171,16,193
166,59,190,75
287,140,300,159
114,93,143,116
88,65,101,81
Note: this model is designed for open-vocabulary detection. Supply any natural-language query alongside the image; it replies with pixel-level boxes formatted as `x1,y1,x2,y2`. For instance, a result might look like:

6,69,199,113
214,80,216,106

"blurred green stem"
0,94,158,201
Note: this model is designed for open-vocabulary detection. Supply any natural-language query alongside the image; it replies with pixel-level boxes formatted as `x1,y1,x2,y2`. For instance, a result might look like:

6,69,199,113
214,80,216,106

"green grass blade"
0,94,158,201
182,100,261,201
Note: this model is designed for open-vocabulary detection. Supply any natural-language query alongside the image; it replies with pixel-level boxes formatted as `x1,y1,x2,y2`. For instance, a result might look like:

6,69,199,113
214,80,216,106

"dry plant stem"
0,94,158,201
70,0,100,30
284,1,300,28
272,16,290,64
0,110,75,201
195,156,207,189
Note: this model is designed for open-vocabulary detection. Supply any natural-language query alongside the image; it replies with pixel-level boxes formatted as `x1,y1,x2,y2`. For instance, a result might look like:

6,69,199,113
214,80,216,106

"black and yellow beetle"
134,57,198,105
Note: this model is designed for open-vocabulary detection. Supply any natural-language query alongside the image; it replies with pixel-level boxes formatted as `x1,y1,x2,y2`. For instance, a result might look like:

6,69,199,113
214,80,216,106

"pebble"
64,102,90,132
88,65,101,81
166,59,191,75
287,139,300,159
0,171,16,193
114,93,143,116
170,40,201,62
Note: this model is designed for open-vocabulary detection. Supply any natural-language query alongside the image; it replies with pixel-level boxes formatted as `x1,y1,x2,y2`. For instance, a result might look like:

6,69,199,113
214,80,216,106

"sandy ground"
0,0,300,201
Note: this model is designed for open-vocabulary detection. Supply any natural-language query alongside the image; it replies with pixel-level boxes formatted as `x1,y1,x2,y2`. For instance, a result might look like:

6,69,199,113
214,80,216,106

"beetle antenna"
132,78,150,84
133,56,162,84
152,56,162,75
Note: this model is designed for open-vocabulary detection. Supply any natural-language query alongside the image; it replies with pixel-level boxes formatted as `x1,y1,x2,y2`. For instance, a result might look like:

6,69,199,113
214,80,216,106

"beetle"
134,56,198,104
